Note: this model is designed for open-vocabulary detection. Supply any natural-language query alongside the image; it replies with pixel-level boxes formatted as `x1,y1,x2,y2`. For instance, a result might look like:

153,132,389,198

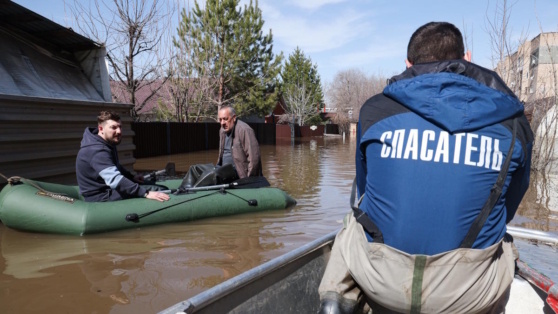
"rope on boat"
226,191,258,206
0,172,73,202
126,191,222,222
126,189,258,222
0,173,22,186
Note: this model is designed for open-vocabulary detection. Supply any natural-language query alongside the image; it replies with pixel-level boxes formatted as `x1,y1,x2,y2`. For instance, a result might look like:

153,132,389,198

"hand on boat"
146,191,170,202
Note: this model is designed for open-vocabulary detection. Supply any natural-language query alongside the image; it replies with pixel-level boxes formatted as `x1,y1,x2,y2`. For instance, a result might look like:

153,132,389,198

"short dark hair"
407,22,464,64
97,111,120,125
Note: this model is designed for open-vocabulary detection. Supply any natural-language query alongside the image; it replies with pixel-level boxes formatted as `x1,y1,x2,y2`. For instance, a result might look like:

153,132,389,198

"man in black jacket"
76,111,169,202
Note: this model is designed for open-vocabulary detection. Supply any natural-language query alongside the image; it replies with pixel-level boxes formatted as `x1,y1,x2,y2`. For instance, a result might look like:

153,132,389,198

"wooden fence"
0,94,133,185
132,122,276,158
132,122,339,159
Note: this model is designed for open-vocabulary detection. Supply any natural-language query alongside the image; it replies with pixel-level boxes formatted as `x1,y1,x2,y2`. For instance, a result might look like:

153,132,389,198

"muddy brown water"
1,136,556,313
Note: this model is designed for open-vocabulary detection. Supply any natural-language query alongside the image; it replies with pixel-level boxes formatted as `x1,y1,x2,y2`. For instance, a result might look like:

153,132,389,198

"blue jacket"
76,127,146,202
356,60,533,255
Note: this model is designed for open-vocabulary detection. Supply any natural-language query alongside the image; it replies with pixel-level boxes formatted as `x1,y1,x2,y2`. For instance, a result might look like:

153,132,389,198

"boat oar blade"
143,162,176,180
230,176,270,189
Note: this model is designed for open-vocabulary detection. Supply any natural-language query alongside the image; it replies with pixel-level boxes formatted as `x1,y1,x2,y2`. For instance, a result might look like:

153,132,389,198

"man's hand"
145,191,170,202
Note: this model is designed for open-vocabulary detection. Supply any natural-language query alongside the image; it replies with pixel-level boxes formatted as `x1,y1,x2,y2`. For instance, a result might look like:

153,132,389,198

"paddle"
172,176,270,194
142,162,176,181
125,176,271,223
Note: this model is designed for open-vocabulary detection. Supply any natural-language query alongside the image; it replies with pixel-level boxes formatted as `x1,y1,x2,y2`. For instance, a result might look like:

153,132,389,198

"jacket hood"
80,127,109,148
384,60,524,133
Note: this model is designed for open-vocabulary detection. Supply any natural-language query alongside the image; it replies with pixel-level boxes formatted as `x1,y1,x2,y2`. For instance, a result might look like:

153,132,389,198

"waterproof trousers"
179,163,238,189
318,213,515,314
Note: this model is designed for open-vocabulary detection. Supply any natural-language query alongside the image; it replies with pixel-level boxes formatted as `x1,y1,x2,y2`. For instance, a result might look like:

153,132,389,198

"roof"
0,0,100,53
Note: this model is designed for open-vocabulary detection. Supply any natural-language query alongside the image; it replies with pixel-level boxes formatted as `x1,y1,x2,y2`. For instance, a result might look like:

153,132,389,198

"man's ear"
464,50,472,62
405,59,413,68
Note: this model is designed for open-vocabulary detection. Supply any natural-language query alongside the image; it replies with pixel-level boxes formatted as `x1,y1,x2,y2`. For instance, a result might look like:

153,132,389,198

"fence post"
166,122,171,155
205,123,209,150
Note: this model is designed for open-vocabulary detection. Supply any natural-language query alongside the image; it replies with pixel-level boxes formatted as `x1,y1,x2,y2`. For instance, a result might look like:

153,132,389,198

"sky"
13,0,558,83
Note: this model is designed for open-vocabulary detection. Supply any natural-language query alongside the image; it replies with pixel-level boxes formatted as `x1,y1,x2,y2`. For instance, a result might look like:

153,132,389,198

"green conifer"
176,0,282,118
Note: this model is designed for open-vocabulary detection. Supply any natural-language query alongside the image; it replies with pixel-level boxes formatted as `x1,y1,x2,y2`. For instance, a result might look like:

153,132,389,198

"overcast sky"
14,0,558,83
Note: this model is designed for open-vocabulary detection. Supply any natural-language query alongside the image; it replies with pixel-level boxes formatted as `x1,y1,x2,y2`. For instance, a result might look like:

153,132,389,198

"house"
111,80,170,121
0,1,134,184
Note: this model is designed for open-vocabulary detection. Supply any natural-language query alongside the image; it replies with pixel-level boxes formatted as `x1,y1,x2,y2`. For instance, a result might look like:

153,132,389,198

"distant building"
497,32,558,123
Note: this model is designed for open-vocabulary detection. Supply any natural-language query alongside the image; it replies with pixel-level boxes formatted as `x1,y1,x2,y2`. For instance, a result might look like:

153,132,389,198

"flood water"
1,136,557,313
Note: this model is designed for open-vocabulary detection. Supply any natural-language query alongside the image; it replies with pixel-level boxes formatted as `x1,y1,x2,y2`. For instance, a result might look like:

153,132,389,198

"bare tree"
156,44,212,122
528,29,558,171
325,68,387,133
486,0,558,171
485,0,529,96
68,0,175,120
154,1,222,123
282,81,318,126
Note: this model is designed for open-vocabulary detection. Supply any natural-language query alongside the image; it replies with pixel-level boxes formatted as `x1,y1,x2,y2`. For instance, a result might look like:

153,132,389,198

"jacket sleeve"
92,149,146,198
504,140,532,223
216,130,224,166
355,121,367,198
241,127,261,177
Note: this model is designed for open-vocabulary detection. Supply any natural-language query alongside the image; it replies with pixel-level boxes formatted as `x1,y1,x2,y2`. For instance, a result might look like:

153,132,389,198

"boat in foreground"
159,226,558,314
0,178,296,235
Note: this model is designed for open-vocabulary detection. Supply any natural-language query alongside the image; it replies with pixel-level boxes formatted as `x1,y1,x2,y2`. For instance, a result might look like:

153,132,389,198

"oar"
143,162,176,181
171,176,270,194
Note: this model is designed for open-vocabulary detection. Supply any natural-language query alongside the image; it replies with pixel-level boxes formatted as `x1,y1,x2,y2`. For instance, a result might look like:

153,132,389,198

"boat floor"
508,275,550,313
515,238,558,285
508,238,558,314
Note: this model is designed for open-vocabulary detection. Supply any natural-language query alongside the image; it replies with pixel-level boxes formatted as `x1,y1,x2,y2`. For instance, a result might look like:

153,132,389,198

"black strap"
460,118,518,248
350,178,384,243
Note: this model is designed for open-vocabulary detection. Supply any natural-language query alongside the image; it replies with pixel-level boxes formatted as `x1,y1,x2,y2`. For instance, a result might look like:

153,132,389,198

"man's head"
406,22,470,67
218,106,237,134
97,111,122,145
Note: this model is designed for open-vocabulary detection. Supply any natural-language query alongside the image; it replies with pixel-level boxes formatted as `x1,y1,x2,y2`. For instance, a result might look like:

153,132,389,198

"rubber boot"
179,164,215,189
318,292,357,314
193,169,218,187
214,164,239,184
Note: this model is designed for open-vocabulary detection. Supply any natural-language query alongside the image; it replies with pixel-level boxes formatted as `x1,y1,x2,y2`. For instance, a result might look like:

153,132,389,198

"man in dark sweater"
76,111,169,202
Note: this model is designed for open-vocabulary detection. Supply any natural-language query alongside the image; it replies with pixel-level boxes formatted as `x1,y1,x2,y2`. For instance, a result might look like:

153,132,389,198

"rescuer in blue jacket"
318,22,533,313
76,111,169,202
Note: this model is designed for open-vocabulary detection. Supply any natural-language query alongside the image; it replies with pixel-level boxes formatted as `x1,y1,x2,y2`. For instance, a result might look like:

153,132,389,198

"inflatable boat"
0,178,296,235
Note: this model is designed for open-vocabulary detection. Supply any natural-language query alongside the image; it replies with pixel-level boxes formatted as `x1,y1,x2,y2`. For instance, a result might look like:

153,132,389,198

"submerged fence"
132,122,276,158
132,122,340,158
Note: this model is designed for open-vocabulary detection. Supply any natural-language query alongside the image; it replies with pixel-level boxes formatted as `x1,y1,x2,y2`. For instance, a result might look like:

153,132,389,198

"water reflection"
1,135,555,313
0,216,281,313
512,171,558,232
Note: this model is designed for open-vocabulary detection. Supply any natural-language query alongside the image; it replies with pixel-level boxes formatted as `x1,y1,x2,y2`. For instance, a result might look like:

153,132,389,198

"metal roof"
0,0,100,53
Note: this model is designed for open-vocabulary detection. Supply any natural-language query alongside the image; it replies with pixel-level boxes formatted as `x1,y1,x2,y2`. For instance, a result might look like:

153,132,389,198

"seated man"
180,105,262,189
318,22,533,313
76,111,170,202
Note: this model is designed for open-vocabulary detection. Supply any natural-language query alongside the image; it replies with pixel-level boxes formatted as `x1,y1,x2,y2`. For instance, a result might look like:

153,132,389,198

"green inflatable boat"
0,178,296,235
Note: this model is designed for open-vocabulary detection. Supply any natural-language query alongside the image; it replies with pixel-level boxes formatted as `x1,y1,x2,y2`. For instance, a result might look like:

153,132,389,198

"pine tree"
280,47,324,125
175,0,282,118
